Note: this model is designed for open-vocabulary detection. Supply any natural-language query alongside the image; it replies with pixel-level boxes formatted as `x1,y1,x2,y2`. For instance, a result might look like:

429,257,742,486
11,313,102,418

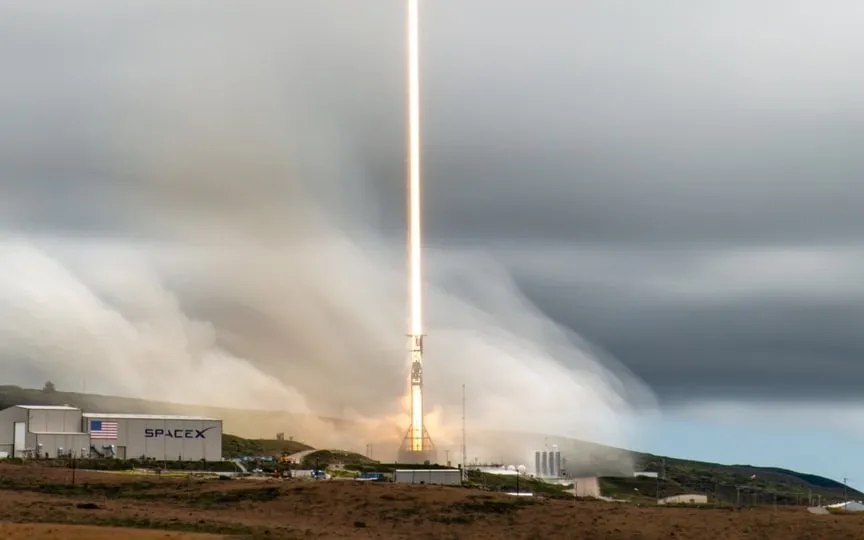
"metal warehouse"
84,413,222,461
0,405,222,461
0,405,91,459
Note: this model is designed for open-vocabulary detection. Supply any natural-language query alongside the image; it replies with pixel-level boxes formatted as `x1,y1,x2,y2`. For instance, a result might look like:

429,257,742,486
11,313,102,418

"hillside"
221,434,312,459
604,453,863,505
1,385,858,504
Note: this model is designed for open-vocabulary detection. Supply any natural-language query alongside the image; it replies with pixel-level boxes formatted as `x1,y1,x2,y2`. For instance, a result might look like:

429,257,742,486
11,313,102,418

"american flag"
90,420,118,439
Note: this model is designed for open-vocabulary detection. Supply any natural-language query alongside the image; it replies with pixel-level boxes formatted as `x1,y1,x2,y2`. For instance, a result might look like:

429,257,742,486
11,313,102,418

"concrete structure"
0,405,90,458
658,494,708,505
393,469,462,486
83,413,222,461
572,477,602,498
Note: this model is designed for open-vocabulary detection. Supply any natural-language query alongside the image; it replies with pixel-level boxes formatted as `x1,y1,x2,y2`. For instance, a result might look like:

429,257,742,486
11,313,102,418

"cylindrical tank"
534,452,541,476
554,451,562,478
541,451,548,477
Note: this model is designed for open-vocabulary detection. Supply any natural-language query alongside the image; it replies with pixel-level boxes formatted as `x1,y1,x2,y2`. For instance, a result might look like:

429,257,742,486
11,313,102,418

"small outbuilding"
658,494,709,505
393,469,462,486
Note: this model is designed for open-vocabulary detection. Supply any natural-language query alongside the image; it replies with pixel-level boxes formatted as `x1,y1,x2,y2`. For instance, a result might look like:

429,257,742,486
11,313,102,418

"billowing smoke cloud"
0,0,656,465
0,231,656,464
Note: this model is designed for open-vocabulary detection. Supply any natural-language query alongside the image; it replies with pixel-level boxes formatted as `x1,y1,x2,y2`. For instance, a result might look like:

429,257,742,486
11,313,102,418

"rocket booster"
409,334,423,385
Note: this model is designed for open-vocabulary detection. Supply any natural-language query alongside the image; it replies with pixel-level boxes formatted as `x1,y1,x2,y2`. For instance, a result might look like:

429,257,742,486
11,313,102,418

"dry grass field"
1,463,863,539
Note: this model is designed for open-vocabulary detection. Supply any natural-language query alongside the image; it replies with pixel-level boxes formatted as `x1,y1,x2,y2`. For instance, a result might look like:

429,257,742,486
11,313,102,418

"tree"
42,381,56,393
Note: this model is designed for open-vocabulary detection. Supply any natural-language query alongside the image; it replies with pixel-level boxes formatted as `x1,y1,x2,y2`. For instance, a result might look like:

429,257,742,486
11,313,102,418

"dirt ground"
1,463,863,539
0,523,226,539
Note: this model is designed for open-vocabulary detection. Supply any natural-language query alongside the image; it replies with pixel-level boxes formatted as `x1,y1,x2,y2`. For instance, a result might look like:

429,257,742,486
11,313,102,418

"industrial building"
0,405,90,459
393,469,462,486
0,405,222,461
84,412,222,461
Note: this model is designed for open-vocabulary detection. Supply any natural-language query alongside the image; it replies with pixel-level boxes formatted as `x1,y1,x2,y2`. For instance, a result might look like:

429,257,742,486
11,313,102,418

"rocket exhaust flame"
408,0,422,337
400,0,435,461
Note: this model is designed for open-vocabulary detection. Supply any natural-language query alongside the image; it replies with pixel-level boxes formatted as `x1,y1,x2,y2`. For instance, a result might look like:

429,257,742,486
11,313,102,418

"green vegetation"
0,465,277,505
300,449,375,468
222,434,312,459
449,497,535,514
345,462,453,473
38,458,238,472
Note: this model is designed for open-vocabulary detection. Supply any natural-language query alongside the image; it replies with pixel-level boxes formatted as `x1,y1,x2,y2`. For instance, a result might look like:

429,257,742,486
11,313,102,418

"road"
287,449,317,466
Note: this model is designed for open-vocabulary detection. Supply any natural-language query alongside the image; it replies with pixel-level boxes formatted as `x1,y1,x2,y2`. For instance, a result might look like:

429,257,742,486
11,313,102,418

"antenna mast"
461,383,467,480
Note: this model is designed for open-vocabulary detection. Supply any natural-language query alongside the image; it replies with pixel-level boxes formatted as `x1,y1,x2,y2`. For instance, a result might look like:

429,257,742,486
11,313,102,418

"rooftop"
82,412,220,421
17,405,79,411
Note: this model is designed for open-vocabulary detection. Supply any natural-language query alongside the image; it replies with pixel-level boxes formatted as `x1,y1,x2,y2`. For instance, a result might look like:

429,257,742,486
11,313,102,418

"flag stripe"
90,420,119,440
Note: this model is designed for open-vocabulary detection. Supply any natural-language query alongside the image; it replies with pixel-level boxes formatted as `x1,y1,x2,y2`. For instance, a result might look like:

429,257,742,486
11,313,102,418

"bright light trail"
407,0,424,452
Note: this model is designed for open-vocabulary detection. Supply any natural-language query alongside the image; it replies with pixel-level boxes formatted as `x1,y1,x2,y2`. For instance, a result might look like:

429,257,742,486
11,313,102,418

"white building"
83,413,222,461
393,469,462,486
0,405,90,458
0,405,222,461
658,494,708,505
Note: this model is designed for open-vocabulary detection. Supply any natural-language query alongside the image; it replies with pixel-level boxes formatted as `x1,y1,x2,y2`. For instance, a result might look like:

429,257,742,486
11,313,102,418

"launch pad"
397,334,436,464
398,424,437,464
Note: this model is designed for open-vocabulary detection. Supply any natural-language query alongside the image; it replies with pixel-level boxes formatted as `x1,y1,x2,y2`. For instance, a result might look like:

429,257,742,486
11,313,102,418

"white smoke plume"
0,0,657,465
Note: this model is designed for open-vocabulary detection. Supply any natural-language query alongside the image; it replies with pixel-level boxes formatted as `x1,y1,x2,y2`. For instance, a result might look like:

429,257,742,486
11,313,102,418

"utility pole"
461,383,466,482
844,477,848,511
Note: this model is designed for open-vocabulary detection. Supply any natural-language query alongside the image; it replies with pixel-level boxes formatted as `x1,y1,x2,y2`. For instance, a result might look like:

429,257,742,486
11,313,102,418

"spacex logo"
144,427,215,439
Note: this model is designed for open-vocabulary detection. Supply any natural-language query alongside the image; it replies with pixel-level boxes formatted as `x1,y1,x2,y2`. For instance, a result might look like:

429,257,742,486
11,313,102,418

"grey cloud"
512,247,864,405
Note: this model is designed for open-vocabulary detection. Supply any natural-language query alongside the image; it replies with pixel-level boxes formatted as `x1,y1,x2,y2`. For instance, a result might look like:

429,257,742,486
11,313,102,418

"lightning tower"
398,0,436,464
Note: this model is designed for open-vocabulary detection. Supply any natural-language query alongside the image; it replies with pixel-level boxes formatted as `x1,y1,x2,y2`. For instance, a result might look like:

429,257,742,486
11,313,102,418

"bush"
40,458,236,473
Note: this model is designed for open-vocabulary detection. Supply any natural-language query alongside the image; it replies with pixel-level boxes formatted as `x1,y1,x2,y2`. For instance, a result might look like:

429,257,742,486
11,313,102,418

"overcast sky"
2,0,864,477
